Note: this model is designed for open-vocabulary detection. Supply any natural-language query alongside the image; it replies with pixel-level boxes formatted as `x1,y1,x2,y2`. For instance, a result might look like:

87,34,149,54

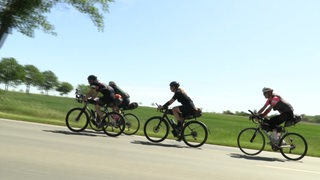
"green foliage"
0,0,114,43
24,64,43,93
40,70,58,94
0,57,25,90
56,82,73,96
1,91,319,157
76,84,90,94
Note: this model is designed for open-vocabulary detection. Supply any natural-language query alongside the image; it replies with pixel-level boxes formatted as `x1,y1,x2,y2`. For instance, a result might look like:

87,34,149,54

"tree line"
0,57,73,95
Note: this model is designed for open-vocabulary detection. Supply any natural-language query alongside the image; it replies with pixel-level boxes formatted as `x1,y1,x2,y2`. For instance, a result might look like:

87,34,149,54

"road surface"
1,119,319,180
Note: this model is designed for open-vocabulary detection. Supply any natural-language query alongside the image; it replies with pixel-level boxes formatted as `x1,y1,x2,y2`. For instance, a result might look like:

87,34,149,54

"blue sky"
1,0,320,115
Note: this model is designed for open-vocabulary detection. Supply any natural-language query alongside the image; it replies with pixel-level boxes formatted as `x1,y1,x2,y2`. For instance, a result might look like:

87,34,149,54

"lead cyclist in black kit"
161,81,198,139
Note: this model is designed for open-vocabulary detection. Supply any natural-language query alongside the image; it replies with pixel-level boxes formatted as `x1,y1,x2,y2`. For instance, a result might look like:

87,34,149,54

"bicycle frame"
158,108,179,130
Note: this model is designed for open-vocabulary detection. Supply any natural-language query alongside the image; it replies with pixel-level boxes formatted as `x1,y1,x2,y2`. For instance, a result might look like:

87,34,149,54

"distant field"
0,91,319,157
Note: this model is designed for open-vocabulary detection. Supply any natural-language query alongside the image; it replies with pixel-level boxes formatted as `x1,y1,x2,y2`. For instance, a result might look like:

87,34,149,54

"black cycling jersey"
172,89,196,110
90,81,115,105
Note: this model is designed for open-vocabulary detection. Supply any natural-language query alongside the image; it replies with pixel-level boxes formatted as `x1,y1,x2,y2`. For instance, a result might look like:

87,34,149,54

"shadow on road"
229,153,286,162
43,129,105,137
131,140,191,149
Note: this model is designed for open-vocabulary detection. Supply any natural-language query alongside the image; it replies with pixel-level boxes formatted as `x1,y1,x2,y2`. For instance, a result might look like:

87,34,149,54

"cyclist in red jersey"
257,87,294,136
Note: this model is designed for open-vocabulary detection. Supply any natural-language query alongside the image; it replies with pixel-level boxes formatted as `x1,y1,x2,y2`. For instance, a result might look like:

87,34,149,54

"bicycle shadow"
43,129,106,137
131,140,203,149
229,153,286,162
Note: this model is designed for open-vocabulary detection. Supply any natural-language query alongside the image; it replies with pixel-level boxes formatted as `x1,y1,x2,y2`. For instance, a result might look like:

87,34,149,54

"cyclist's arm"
258,104,268,114
261,106,272,117
84,88,95,101
163,98,175,109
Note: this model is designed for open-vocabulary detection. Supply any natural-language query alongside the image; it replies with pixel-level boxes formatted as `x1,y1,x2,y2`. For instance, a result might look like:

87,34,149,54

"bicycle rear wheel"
103,112,125,137
65,108,89,132
123,113,140,135
237,128,265,155
279,132,308,161
144,117,169,143
182,121,208,147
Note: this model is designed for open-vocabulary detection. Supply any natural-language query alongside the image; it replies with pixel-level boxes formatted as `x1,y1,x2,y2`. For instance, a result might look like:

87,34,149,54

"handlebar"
75,89,94,104
155,103,168,113
248,110,264,124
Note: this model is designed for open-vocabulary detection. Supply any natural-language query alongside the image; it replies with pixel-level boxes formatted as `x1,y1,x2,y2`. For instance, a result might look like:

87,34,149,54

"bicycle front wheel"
237,128,265,155
182,121,208,147
144,116,169,143
103,112,125,137
65,108,89,132
279,132,308,161
123,113,140,135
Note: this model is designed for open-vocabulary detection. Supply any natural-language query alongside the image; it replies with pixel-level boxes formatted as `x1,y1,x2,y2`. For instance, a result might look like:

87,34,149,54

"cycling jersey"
265,95,293,113
172,89,196,111
90,81,115,105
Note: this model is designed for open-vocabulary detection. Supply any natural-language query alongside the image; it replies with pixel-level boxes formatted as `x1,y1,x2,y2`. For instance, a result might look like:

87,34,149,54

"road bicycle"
120,105,140,135
65,89,125,137
237,110,308,160
143,104,208,147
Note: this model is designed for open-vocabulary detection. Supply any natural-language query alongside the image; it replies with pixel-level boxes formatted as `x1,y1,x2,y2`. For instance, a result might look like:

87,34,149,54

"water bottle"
267,131,275,143
169,119,176,126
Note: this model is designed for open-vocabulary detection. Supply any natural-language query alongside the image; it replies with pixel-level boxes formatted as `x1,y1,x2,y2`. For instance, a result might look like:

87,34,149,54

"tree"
56,82,73,96
40,70,58,95
76,84,90,94
0,0,114,48
24,64,43,94
0,57,25,90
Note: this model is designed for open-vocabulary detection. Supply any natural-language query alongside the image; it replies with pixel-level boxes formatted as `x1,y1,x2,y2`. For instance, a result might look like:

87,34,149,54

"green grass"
1,91,319,157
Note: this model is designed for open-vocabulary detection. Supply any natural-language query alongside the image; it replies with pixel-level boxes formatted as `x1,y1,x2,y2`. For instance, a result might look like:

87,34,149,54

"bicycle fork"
75,108,86,122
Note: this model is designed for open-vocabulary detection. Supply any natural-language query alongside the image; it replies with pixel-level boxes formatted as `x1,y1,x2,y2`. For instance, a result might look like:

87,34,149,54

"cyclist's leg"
95,97,107,123
172,106,184,126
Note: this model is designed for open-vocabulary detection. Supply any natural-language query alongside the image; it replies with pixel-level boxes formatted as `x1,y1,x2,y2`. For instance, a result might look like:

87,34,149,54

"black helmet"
109,81,116,86
169,81,180,88
87,75,97,81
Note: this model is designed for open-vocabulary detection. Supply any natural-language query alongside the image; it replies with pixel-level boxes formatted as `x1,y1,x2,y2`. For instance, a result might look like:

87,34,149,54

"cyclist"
161,81,197,139
84,75,116,127
109,81,130,111
257,87,294,141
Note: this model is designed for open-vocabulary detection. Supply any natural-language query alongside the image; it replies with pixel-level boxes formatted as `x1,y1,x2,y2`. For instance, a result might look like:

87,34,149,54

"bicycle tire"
123,113,140,135
65,108,89,132
279,132,308,161
237,127,265,156
144,116,169,143
182,120,208,147
103,112,125,137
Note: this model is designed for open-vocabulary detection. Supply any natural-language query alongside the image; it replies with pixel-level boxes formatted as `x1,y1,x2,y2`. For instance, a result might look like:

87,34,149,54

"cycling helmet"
169,81,180,88
109,81,116,86
87,75,97,81
262,87,273,93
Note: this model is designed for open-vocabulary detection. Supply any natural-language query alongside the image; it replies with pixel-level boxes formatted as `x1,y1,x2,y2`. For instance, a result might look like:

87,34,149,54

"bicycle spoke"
280,133,308,160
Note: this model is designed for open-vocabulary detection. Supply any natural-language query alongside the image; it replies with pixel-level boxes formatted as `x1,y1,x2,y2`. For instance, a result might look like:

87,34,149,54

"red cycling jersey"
265,96,280,107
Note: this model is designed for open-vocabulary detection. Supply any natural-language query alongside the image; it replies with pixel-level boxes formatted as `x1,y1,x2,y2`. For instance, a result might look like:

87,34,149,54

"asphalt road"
1,119,319,180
